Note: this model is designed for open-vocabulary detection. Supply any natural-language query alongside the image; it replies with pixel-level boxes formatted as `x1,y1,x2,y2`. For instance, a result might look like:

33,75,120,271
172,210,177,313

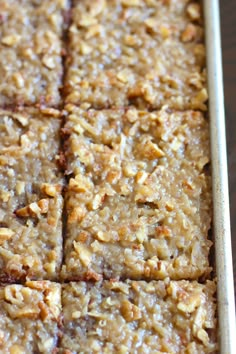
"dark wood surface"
220,0,236,289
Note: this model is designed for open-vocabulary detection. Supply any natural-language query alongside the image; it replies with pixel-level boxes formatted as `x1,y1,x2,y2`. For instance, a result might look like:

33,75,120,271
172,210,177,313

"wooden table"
220,0,236,292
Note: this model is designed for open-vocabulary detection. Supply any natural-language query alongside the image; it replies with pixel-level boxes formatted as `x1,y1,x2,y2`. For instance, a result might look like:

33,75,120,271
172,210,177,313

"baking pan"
204,1,236,352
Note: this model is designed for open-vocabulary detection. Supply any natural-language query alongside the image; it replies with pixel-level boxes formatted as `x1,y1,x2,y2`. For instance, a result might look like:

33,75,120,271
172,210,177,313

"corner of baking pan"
204,1,236,353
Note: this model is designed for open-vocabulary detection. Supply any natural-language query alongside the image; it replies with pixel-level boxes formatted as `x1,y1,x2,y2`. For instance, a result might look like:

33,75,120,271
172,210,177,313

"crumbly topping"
62,106,212,281
0,109,64,281
65,0,207,109
60,280,217,353
0,282,61,353
0,1,69,105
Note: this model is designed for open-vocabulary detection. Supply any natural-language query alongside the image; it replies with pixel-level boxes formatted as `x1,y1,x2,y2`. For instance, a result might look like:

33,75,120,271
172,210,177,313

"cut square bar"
0,0,69,106
0,281,61,353
0,108,62,185
0,109,63,281
61,105,212,281
65,0,207,110
59,280,217,353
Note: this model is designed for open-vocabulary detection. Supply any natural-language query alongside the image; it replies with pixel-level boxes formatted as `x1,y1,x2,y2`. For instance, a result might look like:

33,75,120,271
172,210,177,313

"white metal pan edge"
204,1,236,353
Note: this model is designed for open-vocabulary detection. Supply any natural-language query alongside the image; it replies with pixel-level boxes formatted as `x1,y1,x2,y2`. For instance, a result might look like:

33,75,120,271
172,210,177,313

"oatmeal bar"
0,281,61,353
61,106,212,281
0,0,69,106
65,0,207,110
0,183,63,281
0,109,64,281
0,108,62,184
59,280,217,353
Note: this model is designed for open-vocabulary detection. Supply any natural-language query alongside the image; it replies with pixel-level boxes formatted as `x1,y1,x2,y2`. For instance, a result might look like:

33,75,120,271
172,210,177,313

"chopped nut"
86,24,103,38
183,179,194,190
136,227,148,243
121,0,141,6
4,285,23,304
12,113,28,126
28,202,42,216
20,133,32,148
165,202,174,211
80,41,92,55
79,16,98,27
181,24,197,42
177,293,202,313
44,285,61,319
160,25,170,39
135,184,155,202
144,18,158,31
118,345,129,354
73,242,92,266
68,207,86,223
40,108,60,118
141,140,165,160
42,55,56,69
38,301,50,321
136,171,148,184
12,73,24,89
187,3,201,21
193,88,208,104
37,199,49,213
106,170,121,184
85,269,102,281
96,231,111,243
37,338,54,352
0,228,15,244
1,34,21,46
156,226,172,238
70,24,78,34
87,0,106,16
196,329,210,346
161,75,179,89
73,123,84,135
89,194,105,210
123,163,137,177
16,181,25,195
72,311,81,319
0,190,11,202
117,69,130,83
9,345,25,354
170,137,182,151
126,109,138,123
124,34,138,46
194,44,205,59
197,156,209,171
188,72,204,89
16,199,49,217
110,282,130,295
22,47,34,59
69,175,93,193
15,205,31,217
120,300,141,322
41,183,61,197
